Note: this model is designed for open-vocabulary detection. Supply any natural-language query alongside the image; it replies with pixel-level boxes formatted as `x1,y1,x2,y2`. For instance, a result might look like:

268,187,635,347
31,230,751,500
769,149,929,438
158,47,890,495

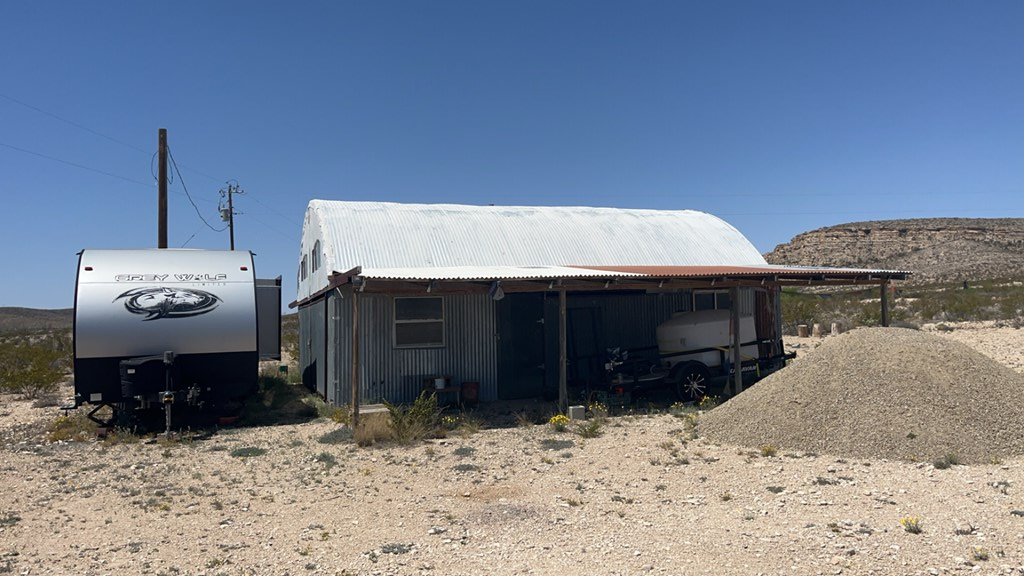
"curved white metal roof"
304,200,767,277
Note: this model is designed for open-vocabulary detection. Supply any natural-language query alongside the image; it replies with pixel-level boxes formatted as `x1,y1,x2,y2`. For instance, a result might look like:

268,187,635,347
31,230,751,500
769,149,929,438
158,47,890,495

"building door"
497,293,546,400
568,307,604,388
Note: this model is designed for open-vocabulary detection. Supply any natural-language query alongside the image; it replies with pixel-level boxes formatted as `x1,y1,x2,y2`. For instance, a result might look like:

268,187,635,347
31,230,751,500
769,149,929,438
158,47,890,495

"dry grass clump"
354,412,393,447
46,412,95,442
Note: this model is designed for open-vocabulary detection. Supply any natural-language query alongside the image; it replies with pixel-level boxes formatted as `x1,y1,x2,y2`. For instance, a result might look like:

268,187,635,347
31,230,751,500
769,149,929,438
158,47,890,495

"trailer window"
394,297,444,348
693,290,731,311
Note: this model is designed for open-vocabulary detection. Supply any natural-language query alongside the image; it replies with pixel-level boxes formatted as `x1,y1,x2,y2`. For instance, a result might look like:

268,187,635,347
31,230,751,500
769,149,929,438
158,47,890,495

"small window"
693,290,731,311
301,255,308,281
394,297,444,348
311,240,321,272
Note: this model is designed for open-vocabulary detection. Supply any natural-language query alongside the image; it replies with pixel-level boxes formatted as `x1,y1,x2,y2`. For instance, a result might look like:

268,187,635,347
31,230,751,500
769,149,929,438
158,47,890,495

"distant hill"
0,307,73,335
765,218,1024,285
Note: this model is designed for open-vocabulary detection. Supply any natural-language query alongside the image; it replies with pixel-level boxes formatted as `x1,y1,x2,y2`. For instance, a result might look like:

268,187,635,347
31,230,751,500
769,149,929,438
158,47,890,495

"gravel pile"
699,326,1024,463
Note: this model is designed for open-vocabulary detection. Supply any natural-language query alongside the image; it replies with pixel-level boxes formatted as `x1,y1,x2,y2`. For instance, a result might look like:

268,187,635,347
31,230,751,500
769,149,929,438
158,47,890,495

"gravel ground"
3,325,1024,575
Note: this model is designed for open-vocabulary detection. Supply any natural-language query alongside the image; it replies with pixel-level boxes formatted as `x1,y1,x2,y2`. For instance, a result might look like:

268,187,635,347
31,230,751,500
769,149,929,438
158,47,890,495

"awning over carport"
290,263,910,420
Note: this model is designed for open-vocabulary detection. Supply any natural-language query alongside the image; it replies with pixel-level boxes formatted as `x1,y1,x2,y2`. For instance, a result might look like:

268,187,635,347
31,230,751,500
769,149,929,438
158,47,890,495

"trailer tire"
672,362,710,402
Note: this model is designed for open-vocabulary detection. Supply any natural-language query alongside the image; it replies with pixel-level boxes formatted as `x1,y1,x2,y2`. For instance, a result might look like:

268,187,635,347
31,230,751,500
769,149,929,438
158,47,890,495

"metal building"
291,200,907,409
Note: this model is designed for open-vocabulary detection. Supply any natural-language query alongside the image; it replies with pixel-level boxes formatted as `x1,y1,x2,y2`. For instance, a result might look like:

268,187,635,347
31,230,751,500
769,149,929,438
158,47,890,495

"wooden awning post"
350,289,360,428
730,286,742,396
880,280,890,327
558,287,568,414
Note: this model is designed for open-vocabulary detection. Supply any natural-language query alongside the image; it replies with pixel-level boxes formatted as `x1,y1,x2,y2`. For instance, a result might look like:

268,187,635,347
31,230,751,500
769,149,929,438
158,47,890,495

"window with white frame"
394,297,445,348
693,290,731,311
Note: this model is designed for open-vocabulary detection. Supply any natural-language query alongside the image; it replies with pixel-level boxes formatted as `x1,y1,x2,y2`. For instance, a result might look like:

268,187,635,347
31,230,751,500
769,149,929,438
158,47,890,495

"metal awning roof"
290,263,910,308
572,264,911,279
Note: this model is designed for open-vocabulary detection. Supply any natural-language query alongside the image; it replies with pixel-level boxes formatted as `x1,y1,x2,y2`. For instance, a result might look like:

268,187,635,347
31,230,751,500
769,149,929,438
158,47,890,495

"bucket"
461,381,479,405
434,377,446,390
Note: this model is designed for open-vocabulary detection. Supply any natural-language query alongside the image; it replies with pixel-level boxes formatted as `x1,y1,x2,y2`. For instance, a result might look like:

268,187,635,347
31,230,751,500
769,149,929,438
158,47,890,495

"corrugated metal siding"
738,288,754,316
298,300,326,397
329,292,498,405
301,201,766,299
567,292,694,349
329,288,349,406
322,287,763,405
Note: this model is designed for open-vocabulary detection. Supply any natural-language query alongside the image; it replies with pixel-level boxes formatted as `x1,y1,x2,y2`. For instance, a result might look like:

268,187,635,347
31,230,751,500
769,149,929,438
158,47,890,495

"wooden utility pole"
219,182,243,250
158,128,168,248
227,184,236,250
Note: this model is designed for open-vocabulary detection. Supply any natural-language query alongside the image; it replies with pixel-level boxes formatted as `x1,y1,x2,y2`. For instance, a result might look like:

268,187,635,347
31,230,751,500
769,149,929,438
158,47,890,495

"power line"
245,212,298,241
0,92,150,155
0,141,153,187
167,146,227,233
245,192,303,227
0,92,228,184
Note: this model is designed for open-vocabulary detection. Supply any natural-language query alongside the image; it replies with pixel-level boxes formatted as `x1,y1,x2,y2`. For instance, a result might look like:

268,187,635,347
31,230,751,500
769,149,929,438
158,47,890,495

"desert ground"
3,323,1024,576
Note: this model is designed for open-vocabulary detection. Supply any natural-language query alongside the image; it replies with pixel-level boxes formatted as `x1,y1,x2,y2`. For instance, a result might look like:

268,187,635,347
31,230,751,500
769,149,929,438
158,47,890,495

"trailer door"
256,277,282,361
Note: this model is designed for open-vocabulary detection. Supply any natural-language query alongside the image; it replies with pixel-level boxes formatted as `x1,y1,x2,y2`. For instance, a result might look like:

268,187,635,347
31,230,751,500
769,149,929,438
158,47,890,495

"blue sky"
2,1,1022,310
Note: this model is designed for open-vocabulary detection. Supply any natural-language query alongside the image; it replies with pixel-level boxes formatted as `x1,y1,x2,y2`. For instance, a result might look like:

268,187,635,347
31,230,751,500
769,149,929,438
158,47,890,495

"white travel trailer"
73,249,280,426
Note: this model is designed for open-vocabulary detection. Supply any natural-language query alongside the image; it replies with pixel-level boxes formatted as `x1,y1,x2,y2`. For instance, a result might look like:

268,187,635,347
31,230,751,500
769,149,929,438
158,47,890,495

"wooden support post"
350,290,360,428
880,280,890,327
558,287,568,414
730,286,742,396
157,128,167,249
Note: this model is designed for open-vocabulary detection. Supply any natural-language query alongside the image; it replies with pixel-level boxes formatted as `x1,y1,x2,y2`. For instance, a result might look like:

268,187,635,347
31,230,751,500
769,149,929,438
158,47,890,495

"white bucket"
434,378,446,390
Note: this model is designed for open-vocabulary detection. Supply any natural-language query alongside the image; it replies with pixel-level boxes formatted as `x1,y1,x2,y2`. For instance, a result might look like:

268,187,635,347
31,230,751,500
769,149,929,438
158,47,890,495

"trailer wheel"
672,363,710,402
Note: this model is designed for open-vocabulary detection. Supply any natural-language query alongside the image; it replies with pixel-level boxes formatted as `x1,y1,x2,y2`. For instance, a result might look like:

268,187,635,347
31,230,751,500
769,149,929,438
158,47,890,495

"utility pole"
219,182,243,250
158,129,168,249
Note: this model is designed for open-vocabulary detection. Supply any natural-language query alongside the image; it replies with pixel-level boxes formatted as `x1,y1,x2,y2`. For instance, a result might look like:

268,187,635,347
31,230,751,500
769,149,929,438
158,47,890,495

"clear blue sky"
2,1,1022,310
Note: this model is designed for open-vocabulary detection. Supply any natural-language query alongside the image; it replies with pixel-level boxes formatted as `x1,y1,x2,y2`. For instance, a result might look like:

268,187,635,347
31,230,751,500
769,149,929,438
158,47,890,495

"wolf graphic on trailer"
73,249,281,426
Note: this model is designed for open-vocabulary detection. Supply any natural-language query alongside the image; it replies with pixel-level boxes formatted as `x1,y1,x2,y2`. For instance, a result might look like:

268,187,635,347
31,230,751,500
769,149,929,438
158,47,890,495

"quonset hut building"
291,200,907,411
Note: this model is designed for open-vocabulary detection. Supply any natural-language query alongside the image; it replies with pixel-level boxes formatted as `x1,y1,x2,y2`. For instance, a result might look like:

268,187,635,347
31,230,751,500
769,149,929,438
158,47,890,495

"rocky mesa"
765,217,1024,285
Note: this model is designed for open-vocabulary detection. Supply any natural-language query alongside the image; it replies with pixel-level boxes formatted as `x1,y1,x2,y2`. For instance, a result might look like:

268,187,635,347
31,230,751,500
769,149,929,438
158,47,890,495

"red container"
461,381,480,405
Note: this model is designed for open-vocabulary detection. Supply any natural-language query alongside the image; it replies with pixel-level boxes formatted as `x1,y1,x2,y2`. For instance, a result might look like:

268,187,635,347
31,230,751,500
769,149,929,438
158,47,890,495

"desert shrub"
0,336,68,398
900,515,923,534
382,391,440,444
780,290,819,334
0,512,21,527
313,451,337,469
230,446,268,458
46,412,95,442
539,438,575,451
242,373,318,425
104,427,141,445
910,288,992,323
302,394,349,424
697,395,719,410
456,411,484,435
573,419,603,438
452,446,476,457
514,411,536,428
548,414,570,432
